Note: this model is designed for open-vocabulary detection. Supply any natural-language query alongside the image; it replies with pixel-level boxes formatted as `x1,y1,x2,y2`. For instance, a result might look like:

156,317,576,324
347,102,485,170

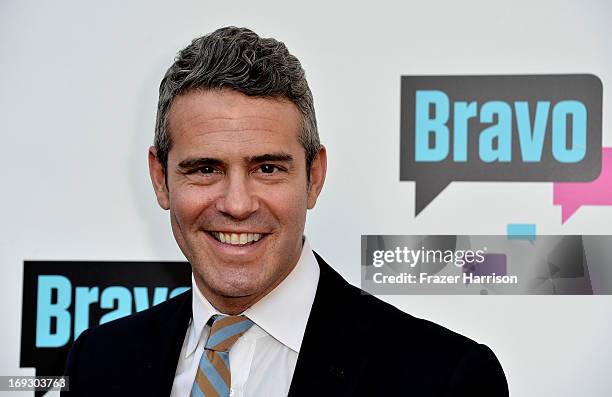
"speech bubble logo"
507,223,536,243
553,148,612,223
400,75,603,215
20,261,191,396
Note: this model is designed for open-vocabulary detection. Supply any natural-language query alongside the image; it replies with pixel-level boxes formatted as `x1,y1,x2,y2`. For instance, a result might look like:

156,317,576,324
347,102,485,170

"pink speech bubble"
553,148,612,224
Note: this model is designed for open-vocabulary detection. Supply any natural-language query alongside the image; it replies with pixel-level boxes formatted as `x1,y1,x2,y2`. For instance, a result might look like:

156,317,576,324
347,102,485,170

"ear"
307,145,327,209
148,146,170,210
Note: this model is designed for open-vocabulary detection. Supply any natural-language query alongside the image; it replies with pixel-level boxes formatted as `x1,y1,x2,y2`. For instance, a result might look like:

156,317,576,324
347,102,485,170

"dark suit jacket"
63,252,509,396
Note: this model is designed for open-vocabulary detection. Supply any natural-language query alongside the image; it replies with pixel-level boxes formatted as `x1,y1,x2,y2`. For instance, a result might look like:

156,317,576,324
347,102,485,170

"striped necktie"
191,315,254,397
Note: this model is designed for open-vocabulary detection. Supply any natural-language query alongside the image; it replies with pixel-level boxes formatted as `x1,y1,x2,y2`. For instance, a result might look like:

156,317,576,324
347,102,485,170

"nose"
215,172,259,220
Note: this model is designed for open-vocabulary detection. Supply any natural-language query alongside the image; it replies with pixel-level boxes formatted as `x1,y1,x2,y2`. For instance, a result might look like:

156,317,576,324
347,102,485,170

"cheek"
264,185,308,228
170,185,216,226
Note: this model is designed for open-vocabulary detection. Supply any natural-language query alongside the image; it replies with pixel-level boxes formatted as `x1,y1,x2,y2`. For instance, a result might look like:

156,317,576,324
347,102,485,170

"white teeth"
213,232,263,245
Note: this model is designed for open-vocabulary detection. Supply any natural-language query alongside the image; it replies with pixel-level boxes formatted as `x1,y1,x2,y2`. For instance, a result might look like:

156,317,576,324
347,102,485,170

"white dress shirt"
170,238,320,397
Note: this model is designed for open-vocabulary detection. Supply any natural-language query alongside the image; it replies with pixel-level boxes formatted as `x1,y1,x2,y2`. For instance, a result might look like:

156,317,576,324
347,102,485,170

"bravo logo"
20,261,191,391
35,275,189,347
400,75,603,216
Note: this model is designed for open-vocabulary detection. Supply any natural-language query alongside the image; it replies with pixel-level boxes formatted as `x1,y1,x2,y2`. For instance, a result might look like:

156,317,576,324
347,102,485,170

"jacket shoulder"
345,279,478,350
79,288,191,344
315,254,479,353
332,272,508,395
62,289,192,396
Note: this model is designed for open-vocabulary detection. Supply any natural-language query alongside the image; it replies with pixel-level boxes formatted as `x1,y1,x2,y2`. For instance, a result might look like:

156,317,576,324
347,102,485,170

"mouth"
208,231,267,246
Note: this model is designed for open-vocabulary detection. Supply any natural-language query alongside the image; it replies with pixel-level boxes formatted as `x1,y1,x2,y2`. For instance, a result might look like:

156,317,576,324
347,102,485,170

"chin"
212,280,264,299
204,269,267,296
192,255,285,301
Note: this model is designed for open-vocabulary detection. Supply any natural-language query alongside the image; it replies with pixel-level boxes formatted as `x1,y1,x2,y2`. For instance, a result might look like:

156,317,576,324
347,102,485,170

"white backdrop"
2,0,611,395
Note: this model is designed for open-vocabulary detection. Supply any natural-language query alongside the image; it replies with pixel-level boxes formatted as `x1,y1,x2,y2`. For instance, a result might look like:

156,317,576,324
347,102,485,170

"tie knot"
205,315,254,352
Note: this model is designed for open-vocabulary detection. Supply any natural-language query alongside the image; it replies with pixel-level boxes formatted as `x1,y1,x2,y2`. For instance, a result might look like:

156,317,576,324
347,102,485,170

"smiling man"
153,89,324,317
63,26,508,397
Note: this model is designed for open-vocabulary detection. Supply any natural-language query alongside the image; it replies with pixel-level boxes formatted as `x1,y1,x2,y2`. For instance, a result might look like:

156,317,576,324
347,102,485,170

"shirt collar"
186,237,320,356
185,271,222,358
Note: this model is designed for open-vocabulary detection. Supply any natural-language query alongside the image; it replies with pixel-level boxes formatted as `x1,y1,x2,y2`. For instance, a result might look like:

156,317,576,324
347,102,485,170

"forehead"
167,89,302,155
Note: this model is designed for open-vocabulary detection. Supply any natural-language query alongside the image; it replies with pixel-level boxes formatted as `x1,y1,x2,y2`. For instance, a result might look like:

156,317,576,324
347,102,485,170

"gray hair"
154,26,320,177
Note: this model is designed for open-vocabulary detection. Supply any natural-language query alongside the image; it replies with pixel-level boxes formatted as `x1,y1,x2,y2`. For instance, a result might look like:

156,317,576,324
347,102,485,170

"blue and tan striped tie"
190,315,254,397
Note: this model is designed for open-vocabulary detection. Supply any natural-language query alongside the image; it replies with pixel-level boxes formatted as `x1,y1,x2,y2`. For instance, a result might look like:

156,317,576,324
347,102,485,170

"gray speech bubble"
399,75,603,216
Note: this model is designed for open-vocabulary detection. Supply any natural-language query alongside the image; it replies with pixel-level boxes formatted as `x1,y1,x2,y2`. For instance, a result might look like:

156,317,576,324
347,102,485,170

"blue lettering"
415,90,449,161
552,100,587,163
453,101,477,162
34,277,195,342
170,287,190,298
74,287,99,340
412,92,588,165
134,287,170,312
515,101,550,162
36,275,71,348
99,286,132,325
479,101,512,162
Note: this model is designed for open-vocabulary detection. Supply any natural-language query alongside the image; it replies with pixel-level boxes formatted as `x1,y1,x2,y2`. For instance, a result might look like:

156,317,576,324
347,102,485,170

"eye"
198,165,216,174
259,164,277,174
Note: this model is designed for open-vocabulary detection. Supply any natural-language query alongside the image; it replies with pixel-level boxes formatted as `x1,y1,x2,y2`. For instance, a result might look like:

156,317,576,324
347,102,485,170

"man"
63,26,509,396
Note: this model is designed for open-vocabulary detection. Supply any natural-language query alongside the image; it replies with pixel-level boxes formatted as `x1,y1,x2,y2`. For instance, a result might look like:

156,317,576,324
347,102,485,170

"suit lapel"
140,289,192,397
288,253,370,397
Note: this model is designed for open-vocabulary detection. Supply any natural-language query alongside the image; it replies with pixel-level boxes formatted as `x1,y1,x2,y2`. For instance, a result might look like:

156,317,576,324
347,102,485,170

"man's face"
149,89,326,309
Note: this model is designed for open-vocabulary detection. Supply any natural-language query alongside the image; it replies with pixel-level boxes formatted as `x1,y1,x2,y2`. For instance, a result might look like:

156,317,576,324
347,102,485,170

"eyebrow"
176,152,294,170
177,158,223,170
249,153,294,163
